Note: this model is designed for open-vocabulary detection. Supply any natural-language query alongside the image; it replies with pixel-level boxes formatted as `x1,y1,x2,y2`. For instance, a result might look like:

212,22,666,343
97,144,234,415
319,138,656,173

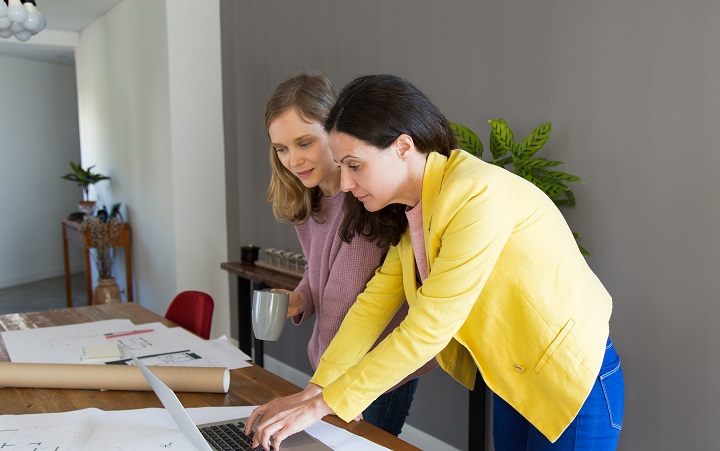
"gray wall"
222,1,720,450
0,54,82,290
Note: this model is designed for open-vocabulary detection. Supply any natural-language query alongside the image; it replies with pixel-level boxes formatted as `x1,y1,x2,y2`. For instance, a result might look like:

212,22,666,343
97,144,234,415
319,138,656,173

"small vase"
94,278,122,304
77,200,96,217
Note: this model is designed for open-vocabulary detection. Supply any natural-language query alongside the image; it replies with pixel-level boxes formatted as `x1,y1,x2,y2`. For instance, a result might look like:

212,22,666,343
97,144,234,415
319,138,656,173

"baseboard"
263,355,461,451
399,427,462,451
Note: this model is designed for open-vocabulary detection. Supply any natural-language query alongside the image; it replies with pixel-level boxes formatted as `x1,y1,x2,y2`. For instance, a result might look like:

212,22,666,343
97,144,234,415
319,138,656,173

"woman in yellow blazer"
247,74,625,451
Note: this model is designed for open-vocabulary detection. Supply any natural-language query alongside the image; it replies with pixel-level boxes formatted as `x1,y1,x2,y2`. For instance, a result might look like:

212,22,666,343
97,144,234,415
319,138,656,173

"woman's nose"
288,149,303,167
340,170,355,192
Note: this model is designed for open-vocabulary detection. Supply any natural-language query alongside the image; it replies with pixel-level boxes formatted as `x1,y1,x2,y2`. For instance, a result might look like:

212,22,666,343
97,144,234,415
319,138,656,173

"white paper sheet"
1,319,136,363
0,407,391,451
1,321,251,369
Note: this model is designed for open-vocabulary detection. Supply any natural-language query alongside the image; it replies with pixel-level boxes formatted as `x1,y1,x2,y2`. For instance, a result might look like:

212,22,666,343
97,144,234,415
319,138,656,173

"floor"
0,273,87,315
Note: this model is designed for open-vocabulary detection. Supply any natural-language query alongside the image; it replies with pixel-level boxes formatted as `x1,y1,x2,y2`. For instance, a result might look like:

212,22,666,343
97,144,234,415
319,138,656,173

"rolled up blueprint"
0,362,230,393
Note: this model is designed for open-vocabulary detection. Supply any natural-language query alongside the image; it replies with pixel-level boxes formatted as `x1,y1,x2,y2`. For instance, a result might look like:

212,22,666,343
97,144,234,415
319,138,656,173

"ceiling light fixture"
0,0,46,42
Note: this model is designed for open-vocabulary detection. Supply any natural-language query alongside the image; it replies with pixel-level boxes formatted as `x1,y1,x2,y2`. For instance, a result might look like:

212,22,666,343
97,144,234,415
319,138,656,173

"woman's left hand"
251,393,334,451
271,288,304,318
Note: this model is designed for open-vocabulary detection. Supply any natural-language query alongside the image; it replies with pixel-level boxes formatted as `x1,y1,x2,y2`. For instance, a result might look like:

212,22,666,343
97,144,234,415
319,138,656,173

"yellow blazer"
311,149,612,441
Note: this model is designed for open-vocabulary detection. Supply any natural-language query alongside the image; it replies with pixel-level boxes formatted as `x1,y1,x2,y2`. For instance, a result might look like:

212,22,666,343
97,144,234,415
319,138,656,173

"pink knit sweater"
293,192,437,384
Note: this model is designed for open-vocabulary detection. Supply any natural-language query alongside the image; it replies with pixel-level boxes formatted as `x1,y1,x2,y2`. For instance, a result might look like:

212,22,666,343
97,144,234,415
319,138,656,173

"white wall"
74,0,230,337
165,1,229,334
221,1,720,450
0,54,82,289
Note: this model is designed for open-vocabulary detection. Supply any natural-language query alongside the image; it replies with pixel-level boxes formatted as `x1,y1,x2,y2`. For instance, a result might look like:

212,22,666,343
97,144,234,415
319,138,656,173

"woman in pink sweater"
263,72,435,436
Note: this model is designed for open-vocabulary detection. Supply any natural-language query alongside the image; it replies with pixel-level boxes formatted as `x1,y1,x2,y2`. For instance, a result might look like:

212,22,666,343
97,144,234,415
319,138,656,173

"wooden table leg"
84,246,93,305
125,243,133,303
62,224,73,308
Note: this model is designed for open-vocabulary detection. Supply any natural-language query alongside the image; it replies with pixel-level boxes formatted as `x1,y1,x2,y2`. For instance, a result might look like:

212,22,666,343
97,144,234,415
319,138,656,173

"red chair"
165,291,214,339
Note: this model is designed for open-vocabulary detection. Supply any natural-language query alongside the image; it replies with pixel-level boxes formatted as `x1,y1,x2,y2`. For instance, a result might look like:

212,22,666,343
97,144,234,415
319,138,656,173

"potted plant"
451,118,589,255
83,214,123,304
61,162,111,215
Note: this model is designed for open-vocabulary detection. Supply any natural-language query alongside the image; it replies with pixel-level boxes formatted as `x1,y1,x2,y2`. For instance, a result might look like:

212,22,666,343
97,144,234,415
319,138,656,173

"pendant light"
0,0,46,42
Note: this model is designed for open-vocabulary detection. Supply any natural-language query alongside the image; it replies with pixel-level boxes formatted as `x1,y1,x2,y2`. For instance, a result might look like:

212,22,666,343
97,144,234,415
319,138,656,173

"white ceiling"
0,0,122,65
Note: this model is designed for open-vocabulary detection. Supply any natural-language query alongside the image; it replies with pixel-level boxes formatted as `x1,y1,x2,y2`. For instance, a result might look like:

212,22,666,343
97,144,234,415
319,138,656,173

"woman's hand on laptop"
247,384,332,450
247,383,321,427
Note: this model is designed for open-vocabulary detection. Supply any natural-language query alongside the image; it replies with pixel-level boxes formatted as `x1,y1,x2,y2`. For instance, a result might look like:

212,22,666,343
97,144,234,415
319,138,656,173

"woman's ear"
395,134,415,158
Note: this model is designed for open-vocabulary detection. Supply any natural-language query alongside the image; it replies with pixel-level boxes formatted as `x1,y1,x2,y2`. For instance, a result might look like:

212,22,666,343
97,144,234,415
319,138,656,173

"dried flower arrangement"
82,215,122,279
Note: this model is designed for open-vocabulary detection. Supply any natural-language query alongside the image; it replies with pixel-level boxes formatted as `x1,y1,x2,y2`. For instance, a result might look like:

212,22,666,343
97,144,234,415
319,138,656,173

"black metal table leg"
236,276,253,357
469,371,487,450
249,280,266,367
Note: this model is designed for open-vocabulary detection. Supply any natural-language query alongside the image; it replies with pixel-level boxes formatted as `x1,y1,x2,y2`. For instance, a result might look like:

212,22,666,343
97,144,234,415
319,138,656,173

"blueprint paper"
0,407,391,450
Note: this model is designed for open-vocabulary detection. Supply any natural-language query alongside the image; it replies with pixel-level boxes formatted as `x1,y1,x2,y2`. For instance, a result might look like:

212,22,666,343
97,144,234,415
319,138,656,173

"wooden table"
0,303,418,451
62,218,134,307
221,261,302,367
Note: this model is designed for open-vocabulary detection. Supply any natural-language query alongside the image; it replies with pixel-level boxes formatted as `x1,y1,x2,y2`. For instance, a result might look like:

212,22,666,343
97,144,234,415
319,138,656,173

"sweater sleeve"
292,265,313,324
310,243,407,387
289,223,314,324
303,221,394,367
312,181,513,422
289,194,398,368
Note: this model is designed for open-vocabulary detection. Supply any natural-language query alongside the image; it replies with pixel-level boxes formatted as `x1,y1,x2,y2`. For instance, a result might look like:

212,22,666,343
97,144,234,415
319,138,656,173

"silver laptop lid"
131,354,213,451
131,354,332,451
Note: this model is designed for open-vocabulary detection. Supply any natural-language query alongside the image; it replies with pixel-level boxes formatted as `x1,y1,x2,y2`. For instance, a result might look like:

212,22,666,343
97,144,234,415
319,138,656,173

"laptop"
131,354,331,451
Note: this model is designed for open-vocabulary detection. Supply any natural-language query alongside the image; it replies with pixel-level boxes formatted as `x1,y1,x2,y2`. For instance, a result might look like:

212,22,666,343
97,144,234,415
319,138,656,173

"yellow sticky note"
80,343,122,361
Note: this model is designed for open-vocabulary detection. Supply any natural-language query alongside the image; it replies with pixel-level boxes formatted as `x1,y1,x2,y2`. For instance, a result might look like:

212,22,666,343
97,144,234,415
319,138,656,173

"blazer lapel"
421,151,449,268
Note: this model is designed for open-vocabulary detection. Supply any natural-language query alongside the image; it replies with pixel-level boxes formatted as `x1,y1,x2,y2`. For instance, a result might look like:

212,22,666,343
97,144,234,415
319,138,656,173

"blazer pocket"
533,319,575,374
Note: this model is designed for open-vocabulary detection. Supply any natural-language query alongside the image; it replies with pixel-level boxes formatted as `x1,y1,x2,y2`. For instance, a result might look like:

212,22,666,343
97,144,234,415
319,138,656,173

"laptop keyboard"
199,421,273,451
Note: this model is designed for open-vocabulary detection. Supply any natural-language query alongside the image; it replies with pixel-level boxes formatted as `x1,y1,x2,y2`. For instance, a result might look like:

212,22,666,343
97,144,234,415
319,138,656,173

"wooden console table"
62,218,133,307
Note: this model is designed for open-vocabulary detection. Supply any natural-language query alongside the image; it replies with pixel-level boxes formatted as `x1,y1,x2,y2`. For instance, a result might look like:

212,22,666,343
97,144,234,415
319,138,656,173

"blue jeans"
493,338,624,450
363,378,419,436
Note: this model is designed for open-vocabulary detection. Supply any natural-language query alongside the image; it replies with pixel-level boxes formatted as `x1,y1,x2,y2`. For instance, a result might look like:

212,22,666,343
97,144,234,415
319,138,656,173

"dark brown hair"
325,74,457,247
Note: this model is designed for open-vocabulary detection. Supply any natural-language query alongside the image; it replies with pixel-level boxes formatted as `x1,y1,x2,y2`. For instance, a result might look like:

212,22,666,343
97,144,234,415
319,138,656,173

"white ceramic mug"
251,289,289,341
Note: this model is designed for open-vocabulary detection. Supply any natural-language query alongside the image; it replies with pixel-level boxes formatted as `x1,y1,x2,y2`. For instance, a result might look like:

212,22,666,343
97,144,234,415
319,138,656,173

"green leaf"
493,156,513,168
518,122,551,157
450,122,484,158
489,132,507,160
489,118,514,160
537,179,570,197
61,162,111,193
515,166,543,186
545,171,584,183
572,233,590,256
517,158,565,168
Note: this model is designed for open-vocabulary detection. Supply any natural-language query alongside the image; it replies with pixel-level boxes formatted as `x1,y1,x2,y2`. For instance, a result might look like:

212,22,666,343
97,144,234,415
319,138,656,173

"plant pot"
94,278,122,305
77,200,96,216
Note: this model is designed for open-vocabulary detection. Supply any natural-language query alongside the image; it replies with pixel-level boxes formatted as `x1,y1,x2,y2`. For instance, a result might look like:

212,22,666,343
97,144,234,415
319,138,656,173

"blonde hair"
265,72,337,224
